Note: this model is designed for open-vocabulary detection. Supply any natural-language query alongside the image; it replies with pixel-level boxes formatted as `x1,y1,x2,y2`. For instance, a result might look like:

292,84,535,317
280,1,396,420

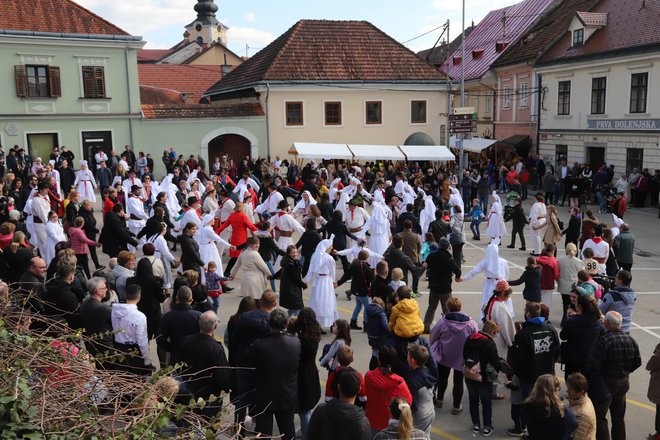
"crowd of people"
0,142,659,440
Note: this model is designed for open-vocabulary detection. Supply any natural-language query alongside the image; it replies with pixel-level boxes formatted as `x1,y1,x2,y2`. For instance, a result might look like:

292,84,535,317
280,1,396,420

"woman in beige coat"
647,342,660,440
567,372,596,440
229,236,270,299
543,204,563,248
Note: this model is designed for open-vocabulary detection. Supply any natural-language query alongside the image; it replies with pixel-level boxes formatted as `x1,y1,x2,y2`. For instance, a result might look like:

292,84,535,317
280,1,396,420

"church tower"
184,0,228,46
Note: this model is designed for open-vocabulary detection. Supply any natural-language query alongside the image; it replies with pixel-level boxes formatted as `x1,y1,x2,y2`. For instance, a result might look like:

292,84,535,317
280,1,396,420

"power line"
402,25,446,44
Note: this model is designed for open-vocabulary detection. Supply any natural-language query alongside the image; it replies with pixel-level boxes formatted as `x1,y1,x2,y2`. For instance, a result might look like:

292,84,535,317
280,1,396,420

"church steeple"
194,0,219,26
185,0,228,46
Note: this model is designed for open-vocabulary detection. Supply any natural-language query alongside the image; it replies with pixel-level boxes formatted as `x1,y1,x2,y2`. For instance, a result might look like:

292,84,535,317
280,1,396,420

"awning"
499,135,532,149
449,135,497,153
398,145,455,161
347,144,406,161
288,142,353,160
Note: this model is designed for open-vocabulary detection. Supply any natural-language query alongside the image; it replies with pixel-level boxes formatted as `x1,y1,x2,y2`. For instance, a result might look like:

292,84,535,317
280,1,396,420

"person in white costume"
581,224,610,275
328,178,343,201
419,193,436,236
126,185,148,253
74,161,97,203
94,149,108,169
340,176,361,199
394,172,406,207
232,173,259,195
335,192,350,215
44,211,66,266
372,179,387,204
305,236,339,329
158,175,181,220
336,240,384,270
274,200,305,269
216,191,236,252
47,161,62,198
31,182,51,256
122,169,142,196
179,197,203,235
528,193,547,256
611,213,624,238
364,201,391,258
401,182,416,207
292,190,317,218
448,186,464,216
255,184,284,217
458,238,512,320
148,223,178,289
198,214,231,275
343,198,370,253
485,191,507,241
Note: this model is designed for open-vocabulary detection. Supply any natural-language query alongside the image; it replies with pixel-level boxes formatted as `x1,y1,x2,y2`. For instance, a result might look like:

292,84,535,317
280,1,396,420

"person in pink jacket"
68,216,100,278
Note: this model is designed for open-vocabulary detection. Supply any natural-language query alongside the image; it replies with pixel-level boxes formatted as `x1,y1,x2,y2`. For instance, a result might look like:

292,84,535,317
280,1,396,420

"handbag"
463,355,482,382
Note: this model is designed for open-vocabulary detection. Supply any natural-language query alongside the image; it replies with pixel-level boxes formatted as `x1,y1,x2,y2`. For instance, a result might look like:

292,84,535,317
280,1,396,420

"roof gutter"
265,82,271,161
0,28,142,41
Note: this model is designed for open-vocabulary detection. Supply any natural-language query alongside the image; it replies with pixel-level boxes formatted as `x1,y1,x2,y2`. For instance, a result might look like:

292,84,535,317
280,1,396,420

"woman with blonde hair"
557,242,584,325
523,374,578,440
111,163,127,187
543,205,562,248
374,396,428,440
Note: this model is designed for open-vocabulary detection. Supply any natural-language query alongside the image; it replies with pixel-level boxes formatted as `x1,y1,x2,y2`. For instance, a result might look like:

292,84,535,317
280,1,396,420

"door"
82,131,113,168
586,146,605,171
27,133,59,161
208,134,251,164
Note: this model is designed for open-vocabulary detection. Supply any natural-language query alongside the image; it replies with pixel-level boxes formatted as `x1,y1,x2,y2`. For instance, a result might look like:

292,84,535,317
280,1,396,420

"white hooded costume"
611,213,624,238
293,190,317,218
44,217,66,266
364,201,392,257
198,214,231,275
419,193,436,236
485,191,507,239
305,237,339,328
461,238,512,320
74,161,97,203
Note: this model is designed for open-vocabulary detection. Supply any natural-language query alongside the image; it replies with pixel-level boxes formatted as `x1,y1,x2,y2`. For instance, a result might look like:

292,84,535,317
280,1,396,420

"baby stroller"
503,190,521,218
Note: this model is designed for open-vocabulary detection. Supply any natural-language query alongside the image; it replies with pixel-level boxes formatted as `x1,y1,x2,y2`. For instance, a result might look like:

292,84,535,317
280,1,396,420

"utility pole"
458,0,467,172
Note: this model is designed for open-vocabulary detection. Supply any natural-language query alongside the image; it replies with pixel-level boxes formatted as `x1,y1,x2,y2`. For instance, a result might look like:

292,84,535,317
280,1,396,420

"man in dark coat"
178,223,205,275
19,257,47,316
80,277,113,362
383,235,423,282
504,197,528,250
43,263,83,329
422,238,461,333
58,159,76,196
307,368,372,440
246,309,301,440
428,210,451,243
156,286,201,365
178,311,230,417
395,203,421,234
99,204,138,258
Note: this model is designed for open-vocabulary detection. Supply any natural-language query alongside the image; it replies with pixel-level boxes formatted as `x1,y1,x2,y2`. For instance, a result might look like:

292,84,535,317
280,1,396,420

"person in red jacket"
536,243,559,310
215,202,258,276
365,345,412,431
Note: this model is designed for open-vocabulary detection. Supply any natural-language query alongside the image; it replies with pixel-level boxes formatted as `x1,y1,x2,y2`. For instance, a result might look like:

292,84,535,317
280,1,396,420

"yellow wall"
189,46,243,66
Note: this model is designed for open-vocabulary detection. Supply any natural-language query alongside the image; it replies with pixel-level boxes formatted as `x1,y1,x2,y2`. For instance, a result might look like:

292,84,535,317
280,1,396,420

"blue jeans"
265,260,277,291
596,191,606,211
299,410,312,440
470,219,482,239
478,193,489,214
211,296,221,313
466,379,493,427
352,295,370,321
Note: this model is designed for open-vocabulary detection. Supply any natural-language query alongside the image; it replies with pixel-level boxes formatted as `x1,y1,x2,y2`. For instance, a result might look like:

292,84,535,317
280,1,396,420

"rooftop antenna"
639,0,646,11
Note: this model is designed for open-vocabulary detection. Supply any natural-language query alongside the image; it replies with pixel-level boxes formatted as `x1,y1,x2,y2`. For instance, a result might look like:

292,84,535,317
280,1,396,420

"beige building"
204,19,449,161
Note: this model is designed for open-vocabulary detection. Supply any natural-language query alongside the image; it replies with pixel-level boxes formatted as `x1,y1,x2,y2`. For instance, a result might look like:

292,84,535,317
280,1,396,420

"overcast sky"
75,0,519,55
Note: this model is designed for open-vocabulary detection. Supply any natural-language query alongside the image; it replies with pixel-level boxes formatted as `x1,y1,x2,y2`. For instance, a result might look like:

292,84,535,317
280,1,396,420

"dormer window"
472,49,484,59
573,28,584,47
453,56,462,65
495,41,509,52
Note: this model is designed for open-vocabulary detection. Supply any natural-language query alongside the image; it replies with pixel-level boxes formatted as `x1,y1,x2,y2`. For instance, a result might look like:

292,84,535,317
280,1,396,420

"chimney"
221,64,232,77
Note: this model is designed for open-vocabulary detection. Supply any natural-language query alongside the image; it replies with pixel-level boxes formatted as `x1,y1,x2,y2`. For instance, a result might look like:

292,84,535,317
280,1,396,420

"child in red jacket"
535,243,559,310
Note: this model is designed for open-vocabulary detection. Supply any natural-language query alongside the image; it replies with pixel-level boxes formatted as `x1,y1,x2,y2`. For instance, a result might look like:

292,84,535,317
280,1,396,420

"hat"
349,198,361,206
495,280,510,292
384,180,393,188
37,181,49,190
375,178,384,185
535,192,544,200
130,185,141,192
187,196,199,206
438,237,450,251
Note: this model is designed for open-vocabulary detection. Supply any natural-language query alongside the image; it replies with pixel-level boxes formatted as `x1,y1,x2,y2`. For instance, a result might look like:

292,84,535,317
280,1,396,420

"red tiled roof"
539,0,660,65
1,0,128,35
493,0,600,68
576,11,608,27
138,49,175,63
141,103,265,119
440,0,555,81
206,19,446,95
139,86,184,105
138,64,222,104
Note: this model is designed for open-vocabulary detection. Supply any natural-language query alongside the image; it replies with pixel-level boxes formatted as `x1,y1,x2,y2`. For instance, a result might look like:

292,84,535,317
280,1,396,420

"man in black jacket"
43,263,83,329
505,197,528,250
99,204,138,258
156,286,201,366
395,203,421,234
58,159,76,196
337,250,374,330
178,222,205,275
371,260,394,308
80,277,113,365
307,368,371,440
384,235,424,283
428,210,451,243
509,302,559,398
246,309,301,440
422,238,461,333
178,311,230,417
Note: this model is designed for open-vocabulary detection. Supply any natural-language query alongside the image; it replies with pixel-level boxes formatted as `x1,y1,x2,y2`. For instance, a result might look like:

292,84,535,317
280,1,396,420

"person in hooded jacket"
366,297,389,370
422,237,461,333
126,258,165,340
429,296,478,414
598,270,636,334
560,295,604,377
307,368,371,440
43,263,83,329
405,344,437,435
272,245,307,317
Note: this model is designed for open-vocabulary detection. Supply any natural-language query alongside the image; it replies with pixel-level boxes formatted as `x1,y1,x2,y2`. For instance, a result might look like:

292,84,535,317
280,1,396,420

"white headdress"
336,192,350,213
80,160,88,167
294,190,317,211
304,235,334,282
484,238,501,277
202,213,215,226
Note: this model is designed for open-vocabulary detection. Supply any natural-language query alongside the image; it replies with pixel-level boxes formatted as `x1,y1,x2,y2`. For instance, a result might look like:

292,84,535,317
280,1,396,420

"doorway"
82,131,113,168
27,133,59,160
208,134,251,165
586,146,606,170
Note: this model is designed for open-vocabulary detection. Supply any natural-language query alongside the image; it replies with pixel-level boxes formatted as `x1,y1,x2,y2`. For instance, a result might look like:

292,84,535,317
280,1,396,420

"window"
573,28,584,47
519,83,529,108
472,96,479,114
557,81,571,115
591,77,606,114
626,148,643,175
285,101,303,126
630,72,648,113
82,66,106,98
555,144,568,165
324,101,342,126
365,101,382,125
502,87,511,109
411,100,427,124
14,65,61,98
484,92,492,113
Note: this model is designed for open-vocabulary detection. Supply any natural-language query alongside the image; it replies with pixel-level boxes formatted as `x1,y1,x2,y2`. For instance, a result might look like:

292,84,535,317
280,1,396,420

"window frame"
81,65,106,99
410,100,427,124
15,64,61,98
626,148,644,176
590,76,607,115
630,72,648,114
573,28,584,47
365,100,383,125
284,101,304,127
557,80,571,115
484,92,493,113
519,83,529,109
323,100,342,126
502,86,511,109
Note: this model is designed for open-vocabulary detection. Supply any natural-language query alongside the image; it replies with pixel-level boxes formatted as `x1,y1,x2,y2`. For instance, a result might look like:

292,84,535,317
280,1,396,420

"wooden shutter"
48,66,61,97
82,66,106,98
93,66,105,97
14,65,28,97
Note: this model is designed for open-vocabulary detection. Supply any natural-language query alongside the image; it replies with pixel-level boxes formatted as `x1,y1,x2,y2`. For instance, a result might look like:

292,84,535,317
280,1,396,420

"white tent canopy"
347,144,406,161
449,135,497,153
399,145,455,161
289,142,353,160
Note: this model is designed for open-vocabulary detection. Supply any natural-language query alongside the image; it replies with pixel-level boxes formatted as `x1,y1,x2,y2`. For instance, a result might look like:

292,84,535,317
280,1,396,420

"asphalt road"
91,195,659,439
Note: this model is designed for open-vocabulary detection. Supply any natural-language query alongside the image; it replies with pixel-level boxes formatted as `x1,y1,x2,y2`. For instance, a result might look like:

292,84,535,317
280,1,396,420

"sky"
74,0,520,55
